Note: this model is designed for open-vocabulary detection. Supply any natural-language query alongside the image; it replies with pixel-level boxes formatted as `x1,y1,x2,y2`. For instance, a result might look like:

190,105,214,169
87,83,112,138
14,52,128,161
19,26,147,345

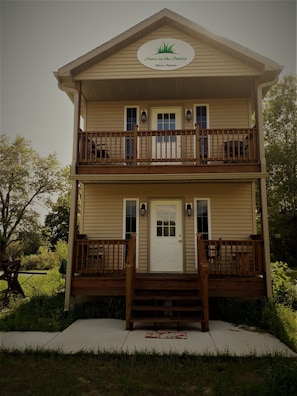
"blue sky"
1,0,296,167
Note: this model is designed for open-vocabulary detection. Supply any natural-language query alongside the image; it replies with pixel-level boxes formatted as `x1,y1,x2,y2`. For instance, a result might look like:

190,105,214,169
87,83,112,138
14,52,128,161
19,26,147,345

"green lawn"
0,352,296,396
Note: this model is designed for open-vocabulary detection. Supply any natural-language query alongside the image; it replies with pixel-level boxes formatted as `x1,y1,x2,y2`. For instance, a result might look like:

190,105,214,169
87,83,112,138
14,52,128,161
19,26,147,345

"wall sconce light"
140,203,147,216
185,109,192,122
186,203,192,217
141,110,147,123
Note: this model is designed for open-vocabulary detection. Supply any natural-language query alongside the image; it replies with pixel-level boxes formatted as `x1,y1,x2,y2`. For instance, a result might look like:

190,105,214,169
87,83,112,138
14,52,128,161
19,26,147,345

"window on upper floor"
195,105,208,129
126,107,137,131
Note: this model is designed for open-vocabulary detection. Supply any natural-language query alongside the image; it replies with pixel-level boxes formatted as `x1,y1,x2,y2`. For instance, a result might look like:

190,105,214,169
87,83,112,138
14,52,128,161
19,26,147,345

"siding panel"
86,98,251,130
81,183,255,272
77,26,259,80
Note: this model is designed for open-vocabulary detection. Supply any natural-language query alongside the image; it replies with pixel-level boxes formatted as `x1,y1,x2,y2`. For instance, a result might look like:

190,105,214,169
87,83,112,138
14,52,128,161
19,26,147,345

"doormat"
145,330,187,339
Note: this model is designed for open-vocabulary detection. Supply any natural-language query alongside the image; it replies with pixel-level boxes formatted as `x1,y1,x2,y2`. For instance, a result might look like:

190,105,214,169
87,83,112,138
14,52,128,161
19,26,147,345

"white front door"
150,200,183,272
151,107,182,162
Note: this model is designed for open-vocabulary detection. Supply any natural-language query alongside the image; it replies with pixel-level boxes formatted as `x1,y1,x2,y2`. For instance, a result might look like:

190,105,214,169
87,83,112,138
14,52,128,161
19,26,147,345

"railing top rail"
79,128,257,135
204,239,263,243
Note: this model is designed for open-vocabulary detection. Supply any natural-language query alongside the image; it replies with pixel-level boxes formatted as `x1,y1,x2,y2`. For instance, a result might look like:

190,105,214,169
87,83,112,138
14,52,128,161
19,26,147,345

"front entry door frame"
150,199,184,273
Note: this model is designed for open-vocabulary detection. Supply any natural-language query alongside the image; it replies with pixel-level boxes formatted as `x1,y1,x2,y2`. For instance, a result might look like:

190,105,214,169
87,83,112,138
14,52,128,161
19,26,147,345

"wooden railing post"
133,125,138,166
195,123,200,163
125,234,136,330
197,234,209,331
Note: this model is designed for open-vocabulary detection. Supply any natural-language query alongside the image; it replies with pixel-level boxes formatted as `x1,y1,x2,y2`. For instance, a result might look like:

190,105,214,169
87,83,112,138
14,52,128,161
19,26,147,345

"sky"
1,0,296,168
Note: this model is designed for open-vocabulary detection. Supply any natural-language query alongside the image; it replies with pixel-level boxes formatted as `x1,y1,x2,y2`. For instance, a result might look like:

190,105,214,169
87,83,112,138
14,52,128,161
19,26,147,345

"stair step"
130,317,203,323
132,305,203,312
133,295,200,301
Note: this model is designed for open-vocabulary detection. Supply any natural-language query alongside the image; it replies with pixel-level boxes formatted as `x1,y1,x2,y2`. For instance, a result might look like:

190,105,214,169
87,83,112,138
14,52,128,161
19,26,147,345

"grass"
0,352,296,396
1,265,297,395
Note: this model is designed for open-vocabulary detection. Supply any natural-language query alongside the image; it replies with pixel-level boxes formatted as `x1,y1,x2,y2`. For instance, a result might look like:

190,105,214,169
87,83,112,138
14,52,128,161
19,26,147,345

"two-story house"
55,9,282,331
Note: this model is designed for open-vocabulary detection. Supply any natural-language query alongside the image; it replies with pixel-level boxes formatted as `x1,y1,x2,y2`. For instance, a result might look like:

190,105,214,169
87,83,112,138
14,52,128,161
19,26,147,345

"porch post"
195,123,200,163
133,124,138,166
57,82,81,311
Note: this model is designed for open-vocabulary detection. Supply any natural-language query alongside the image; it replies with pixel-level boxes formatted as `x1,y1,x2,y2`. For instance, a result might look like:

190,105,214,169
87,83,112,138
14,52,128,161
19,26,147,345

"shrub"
271,261,297,310
20,241,68,271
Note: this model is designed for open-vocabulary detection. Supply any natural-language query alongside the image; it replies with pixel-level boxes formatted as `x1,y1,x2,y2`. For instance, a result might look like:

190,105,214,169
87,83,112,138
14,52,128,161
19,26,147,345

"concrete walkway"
0,319,296,356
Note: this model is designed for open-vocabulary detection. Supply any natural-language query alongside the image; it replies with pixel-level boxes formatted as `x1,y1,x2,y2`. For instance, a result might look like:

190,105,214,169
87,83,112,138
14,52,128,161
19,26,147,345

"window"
195,105,209,161
124,198,139,267
125,107,138,160
195,105,208,129
157,113,176,142
156,205,176,237
126,107,137,131
195,199,210,240
124,199,137,239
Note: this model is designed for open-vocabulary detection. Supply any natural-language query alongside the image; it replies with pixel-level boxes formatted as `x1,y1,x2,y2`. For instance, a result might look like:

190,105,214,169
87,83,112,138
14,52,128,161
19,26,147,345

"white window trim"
124,106,140,130
193,104,210,128
123,198,139,268
194,197,211,268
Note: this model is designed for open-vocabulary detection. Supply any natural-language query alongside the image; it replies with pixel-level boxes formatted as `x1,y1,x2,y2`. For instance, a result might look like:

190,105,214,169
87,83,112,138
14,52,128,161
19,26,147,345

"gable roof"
56,8,282,79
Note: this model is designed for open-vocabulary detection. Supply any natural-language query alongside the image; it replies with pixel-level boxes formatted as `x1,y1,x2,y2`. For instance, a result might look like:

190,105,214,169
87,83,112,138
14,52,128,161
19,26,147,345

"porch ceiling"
80,76,255,101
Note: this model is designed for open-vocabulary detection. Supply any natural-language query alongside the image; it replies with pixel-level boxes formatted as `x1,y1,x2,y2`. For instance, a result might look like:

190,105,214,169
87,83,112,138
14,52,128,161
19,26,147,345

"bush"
21,241,68,271
271,261,297,310
19,268,65,298
275,304,297,352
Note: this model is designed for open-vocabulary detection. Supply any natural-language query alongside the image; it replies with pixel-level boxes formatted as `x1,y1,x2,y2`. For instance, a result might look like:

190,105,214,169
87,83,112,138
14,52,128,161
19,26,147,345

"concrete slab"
209,321,296,357
1,319,296,357
125,322,217,355
0,331,59,351
45,319,128,353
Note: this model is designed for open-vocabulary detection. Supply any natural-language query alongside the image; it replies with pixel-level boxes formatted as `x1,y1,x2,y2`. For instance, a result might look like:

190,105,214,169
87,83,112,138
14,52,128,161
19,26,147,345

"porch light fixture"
140,203,147,216
185,109,192,122
141,110,147,123
186,203,192,217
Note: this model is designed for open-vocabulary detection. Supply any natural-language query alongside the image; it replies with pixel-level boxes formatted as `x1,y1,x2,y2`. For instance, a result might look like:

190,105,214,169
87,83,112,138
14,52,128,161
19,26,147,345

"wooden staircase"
125,234,209,332
127,275,209,331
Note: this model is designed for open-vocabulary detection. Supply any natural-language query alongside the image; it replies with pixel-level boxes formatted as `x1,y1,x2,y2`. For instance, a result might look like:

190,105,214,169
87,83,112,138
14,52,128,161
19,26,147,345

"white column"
58,83,80,311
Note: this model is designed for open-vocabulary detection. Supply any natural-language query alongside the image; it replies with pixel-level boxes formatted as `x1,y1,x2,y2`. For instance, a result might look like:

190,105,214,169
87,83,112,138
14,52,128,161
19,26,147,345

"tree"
263,75,297,266
0,134,64,261
44,166,71,248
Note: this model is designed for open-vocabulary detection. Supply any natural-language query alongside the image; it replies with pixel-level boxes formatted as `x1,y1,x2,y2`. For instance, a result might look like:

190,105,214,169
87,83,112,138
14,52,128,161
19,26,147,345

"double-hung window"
125,107,137,161
195,198,211,240
195,198,211,267
195,105,208,161
124,199,139,267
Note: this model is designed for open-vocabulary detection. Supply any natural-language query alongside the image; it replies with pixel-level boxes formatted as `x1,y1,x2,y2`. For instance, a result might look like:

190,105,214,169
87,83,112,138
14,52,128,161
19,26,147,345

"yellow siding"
81,183,256,272
86,98,251,131
76,26,259,80
207,99,251,128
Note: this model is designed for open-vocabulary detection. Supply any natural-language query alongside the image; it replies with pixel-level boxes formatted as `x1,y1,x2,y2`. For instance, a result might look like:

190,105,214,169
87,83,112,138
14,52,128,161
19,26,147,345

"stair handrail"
197,234,209,331
125,234,136,330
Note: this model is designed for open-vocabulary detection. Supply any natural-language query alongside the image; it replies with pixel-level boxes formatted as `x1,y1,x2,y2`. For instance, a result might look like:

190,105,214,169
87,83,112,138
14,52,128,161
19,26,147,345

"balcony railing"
78,126,258,166
203,239,264,277
74,239,129,275
73,238,264,277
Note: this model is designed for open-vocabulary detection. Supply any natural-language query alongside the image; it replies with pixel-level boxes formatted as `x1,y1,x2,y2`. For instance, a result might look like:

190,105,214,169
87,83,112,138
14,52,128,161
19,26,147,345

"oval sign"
137,38,195,70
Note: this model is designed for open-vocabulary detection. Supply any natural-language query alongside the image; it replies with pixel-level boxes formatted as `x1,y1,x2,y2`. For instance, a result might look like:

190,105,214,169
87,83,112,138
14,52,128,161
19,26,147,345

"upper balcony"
76,125,260,176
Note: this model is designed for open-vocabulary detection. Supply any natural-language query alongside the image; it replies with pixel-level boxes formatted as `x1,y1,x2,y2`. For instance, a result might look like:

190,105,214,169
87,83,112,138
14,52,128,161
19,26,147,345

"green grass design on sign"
156,42,175,54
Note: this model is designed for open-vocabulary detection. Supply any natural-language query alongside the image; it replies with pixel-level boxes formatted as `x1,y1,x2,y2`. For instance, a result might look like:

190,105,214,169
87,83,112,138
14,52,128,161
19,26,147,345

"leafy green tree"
44,166,71,249
263,75,297,267
0,134,64,261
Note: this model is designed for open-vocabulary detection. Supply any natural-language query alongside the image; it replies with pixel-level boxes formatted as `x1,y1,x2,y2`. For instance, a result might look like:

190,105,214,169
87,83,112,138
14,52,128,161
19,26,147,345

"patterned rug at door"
145,330,187,339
